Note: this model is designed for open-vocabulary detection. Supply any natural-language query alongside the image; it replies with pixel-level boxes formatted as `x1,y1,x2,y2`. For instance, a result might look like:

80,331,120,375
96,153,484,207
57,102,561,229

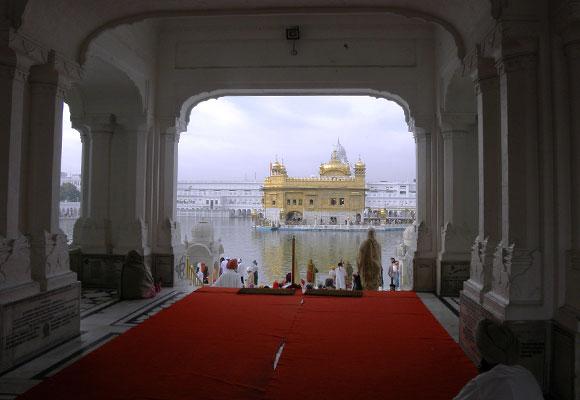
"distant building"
60,172,82,218
176,180,263,217
60,172,82,190
262,140,366,224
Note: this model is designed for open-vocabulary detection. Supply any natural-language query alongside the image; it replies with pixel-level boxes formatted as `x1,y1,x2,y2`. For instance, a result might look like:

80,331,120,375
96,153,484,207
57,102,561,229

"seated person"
453,319,543,400
352,272,363,290
324,277,335,289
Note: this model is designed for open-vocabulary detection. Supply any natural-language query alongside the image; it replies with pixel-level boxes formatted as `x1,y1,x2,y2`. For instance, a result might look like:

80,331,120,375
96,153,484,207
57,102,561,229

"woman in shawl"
356,228,382,290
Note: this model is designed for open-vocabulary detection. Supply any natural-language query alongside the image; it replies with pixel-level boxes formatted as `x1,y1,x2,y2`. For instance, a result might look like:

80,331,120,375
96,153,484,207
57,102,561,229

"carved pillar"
465,57,502,304
150,119,185,286
438,118,478,260
0,45,38,301
484,49,542,320
78,127,90,219
73,116,115,254
412,126,435,291
563,26,580,312
26,52,76,291
437,114,477,296
109,121,150,255
553,11,580,400
155,129,181,253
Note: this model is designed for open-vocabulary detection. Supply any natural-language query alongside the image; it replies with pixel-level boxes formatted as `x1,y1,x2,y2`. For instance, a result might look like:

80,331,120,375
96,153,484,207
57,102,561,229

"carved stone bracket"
509,247,543,304
0,234,31,289
470,236,487,286
415,221,432,255
490,241,543,306
440,222,477,259
156,218,183,253
491,240,513,304
29,231,71,285
8,31,83,83
496,52,538,76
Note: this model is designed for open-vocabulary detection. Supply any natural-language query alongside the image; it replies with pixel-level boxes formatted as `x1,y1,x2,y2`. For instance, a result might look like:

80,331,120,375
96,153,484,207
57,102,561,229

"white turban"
476,319,520,365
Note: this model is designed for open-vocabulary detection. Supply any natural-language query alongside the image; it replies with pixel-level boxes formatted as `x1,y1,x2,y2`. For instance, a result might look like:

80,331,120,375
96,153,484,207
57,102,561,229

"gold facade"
263,144,366,223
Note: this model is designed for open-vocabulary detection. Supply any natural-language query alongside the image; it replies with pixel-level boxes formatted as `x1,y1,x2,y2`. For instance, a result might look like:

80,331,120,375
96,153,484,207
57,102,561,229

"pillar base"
412,257,435,291
152,250,186,288
69,252,126,289
0,282,81,374
439,260,470,297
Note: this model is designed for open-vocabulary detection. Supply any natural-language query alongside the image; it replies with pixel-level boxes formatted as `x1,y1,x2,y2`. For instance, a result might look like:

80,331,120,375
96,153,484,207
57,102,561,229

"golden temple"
263,140,366,225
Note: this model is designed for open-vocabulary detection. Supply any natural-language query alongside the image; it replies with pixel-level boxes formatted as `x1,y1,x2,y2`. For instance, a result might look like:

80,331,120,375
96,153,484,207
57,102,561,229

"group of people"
205,228,402,291
211,257,259,289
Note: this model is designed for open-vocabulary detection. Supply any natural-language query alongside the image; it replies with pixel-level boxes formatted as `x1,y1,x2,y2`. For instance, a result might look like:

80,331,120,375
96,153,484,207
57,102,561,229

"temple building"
263,141,366,224
1,1,580,398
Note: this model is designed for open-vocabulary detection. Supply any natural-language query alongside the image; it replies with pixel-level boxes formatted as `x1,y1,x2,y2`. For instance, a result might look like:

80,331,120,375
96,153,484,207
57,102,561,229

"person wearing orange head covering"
213,258,243,288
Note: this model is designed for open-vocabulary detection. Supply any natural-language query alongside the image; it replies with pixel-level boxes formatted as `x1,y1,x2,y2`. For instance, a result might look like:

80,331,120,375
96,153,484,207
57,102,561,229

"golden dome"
270,159,287,176
354,157,366,176
320,151,351,176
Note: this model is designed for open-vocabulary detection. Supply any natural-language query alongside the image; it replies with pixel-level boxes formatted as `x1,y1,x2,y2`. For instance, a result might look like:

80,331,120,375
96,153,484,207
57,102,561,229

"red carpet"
264,291,476,399
18,289,476,400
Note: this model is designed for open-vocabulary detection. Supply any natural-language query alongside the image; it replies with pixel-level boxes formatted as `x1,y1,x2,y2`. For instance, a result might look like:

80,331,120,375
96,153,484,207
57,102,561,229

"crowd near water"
59,216,405,288
178,216,404,286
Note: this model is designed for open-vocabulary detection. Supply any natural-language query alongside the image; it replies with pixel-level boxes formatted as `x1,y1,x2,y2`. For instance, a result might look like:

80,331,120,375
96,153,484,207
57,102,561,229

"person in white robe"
213,259,243,288
219,257,228,276
245,267,255,288
328,267,336,288
453,319,543,400
382,262,391,290
335,262,347,289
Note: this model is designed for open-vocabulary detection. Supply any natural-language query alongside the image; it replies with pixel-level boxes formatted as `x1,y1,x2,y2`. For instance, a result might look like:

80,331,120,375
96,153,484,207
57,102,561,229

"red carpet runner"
18,289,476,400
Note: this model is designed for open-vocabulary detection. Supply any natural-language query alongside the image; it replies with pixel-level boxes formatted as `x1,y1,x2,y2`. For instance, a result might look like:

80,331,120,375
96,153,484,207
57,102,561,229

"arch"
67,56,144,121
77,6,466,65
178,88,415,133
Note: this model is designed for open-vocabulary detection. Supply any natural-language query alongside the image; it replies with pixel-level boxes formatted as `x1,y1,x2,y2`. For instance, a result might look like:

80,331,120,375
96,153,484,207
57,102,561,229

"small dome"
191,221,214,245
270,159,287,176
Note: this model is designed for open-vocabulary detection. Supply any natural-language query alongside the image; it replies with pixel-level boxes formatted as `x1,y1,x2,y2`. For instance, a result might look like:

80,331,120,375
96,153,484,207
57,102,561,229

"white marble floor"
0,288,460,399
0,284,198,400
417,293,461,342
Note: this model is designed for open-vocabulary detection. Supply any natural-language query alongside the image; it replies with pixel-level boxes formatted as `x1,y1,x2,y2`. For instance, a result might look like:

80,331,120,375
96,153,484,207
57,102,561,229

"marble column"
26,52,76,291
412,126,435,291
563,27,580,313
464,57,502,304
78,128,90,219
149,120,185,286
0,47,38,301
110,121,149,255
155,128,182,254
437,114,477,296
73,116,115,254
438,119,477,260
484,49,542,321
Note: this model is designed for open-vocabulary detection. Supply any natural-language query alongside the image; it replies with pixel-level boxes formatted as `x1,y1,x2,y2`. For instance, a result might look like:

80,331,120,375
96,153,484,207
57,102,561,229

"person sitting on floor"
453,319,543,400
213,259,243,288
352,272,363,290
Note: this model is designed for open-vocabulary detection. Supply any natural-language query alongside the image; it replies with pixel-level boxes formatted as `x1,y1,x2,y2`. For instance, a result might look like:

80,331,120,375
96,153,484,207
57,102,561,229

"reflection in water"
179,216,404,286
59,216,405,287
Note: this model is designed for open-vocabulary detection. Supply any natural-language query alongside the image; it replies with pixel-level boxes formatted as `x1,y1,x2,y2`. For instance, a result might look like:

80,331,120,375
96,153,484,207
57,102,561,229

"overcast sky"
62,96,416,182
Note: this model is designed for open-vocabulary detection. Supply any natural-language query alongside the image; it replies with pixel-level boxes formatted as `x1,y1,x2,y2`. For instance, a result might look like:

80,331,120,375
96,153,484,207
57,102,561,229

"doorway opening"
177,95,416,288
